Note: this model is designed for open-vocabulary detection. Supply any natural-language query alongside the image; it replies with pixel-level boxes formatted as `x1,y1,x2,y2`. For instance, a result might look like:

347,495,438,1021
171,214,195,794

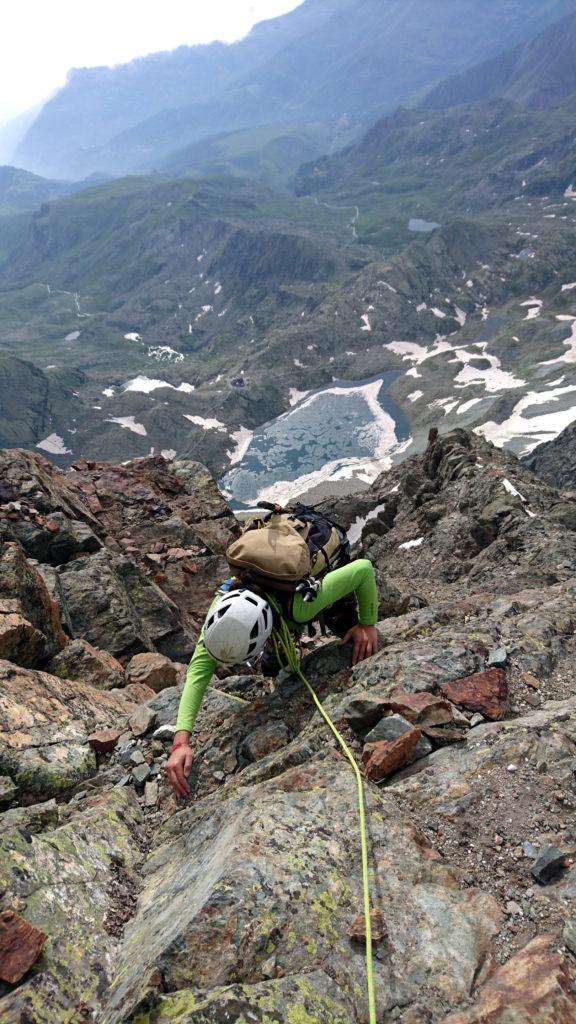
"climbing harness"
270,615,377,1024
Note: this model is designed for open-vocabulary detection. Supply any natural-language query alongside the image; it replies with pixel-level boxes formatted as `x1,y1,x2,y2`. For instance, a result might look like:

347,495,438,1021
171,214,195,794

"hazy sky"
0,0,302,126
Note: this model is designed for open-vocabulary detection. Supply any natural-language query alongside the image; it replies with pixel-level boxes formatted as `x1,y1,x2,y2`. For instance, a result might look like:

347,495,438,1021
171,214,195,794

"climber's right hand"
166,740,194,797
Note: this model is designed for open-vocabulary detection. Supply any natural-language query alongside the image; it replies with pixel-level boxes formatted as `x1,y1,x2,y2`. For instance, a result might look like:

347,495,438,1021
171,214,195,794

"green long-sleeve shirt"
175,558,378,735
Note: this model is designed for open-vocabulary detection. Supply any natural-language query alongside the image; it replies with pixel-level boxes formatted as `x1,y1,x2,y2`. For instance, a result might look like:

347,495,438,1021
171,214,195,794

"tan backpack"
226,503,350,596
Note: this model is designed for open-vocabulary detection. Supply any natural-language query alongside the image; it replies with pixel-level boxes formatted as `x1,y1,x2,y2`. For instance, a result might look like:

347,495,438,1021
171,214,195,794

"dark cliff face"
526,422,576,490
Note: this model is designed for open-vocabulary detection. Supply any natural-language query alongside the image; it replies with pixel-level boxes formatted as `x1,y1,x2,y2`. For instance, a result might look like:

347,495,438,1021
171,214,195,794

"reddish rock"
0,910,47,984
386,692,454,727
121,682,157,704
88,728,122,754
125,652,178,693
443,935,575,1023
348,908,387,945
362,729,422,781
441,668,508,721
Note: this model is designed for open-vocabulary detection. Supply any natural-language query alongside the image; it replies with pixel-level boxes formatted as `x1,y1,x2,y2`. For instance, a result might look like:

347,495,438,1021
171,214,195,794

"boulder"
240,722,292,762
0,660,131,800
441,668,509,720
0,604,46,668
56,549,194,660
0,789,144,1023
0,542,66,662
125,652,178,693
88,729,122,754
383,692,454,728
1,509,101,565
47,638,125,690
442,935,576,1023
0,775,16,809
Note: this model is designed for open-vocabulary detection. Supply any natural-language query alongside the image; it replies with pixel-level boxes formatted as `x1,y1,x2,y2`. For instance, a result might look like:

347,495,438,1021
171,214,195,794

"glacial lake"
220,373,411,509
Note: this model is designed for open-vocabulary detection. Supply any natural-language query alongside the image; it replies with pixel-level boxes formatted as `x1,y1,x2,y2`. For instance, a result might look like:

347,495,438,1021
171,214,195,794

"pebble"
129,706,157,738
261,956,276,979
530,845,567,884
113,775,131,789
144,781,159,808
522,841,539,859
130,750,145,766
507,765,518,773
487,647,508,668
132,764,152,786
470,713,484,728
505,901,523,917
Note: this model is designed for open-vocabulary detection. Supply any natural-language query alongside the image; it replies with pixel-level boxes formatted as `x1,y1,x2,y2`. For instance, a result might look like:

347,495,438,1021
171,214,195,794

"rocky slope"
1,431,575,1022
526,421,576,489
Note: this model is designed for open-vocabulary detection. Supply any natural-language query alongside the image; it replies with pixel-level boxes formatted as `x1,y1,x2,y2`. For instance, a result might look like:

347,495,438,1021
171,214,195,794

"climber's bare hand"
167,743,193,797
339,624,379,666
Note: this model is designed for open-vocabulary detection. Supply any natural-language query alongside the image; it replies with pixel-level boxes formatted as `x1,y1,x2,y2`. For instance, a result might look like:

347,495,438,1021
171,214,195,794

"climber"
166,558,379,796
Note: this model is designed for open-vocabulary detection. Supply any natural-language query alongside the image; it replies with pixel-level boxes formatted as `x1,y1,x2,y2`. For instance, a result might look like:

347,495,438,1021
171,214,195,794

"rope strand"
271,619,377,1024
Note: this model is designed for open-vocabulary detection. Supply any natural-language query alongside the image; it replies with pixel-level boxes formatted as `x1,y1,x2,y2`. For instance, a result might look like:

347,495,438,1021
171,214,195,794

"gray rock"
0,798,58,833
564,919,576,956
531,845,567,884
0,774,17,809
129,749,145,766
144,781,159,807
132,764,151,786
240,722,291,763
152,724,177,741
470,713,485,728
523,841,540,859
364,715,433,761
487,647,508,667
128,706,157,737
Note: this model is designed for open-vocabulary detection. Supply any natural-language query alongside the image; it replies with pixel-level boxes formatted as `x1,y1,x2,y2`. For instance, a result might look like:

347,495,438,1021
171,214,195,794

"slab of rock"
564,919,576,956
362,729,423,781
442,935,576,1023
365,715,432,761
88,729,122,755
441,668,508,721
0,660,131,800
125,652,178,693
103,762,501,1021
132,764,151,786
47,639,125,690
129,706,157,737
0,910,47,984
0,799,58,834
144,781,159,807
115,682,156,704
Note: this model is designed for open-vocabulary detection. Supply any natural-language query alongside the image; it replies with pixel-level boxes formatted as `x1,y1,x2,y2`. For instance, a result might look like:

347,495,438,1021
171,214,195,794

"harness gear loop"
270,612,377,1024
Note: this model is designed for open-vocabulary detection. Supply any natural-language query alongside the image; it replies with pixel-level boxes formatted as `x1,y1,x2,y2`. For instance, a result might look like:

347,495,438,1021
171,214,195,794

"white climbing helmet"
203,589,273,665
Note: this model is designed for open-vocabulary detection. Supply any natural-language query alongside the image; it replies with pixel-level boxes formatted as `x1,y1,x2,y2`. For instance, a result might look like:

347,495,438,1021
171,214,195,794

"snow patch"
503,478,527,501
561,282,576,292
124,333,142,343
360,314,372,332
348,503,388,546
102,388,115,398
65,331,81,342
399,537,424,550
476,384,576,452
37,433,71,455
123,376,195,394
161,449,177,460
184,414,226,432
407,390,423,403
289,388,310,407
106,416,147,436
148,346,184,363
457,397,483,414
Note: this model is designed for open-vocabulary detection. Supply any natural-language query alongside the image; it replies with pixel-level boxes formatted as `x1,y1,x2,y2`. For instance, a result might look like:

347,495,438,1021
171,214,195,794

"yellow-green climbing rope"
271,617,377,1024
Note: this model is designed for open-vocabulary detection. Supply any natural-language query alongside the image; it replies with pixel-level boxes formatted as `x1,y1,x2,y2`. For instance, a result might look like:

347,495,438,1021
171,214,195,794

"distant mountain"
0,165,89,213
16,0,576,180
421,13,576,112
